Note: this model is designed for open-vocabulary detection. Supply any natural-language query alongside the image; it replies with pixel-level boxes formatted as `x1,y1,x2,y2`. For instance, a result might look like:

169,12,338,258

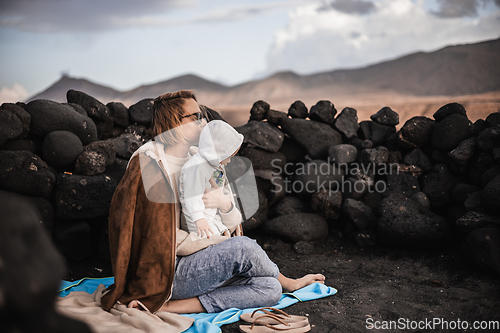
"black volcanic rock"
64,102,87,116
397,116,435,149
288,100,308,119
278,136,307,164
403,148,433,173
342,198,376,230
1,102,31,139
242,189,267,231
370,106,399,126
235,121,284,152
42,131,84,169
263,213,329,242
0,138,37,153
334,107,359,139
481,175,500,216
433,103,467,121
238,146,286,171
432,114,473,151
476,125,500,151
249,100,270,121
311,189,342,220
292,160,345,199
422,164,459,207
267,109,288,125
74,140,116,176
328,144,357,164
358,121,396,146
107,133,144,160
271,195,307,218
361,146,389,165
0,150,53,197
377,193,450,249
309,100,336,125
106,102,129,127
447,137,476,175
67,89,113,138
128,98,154,125
485,112,500,126
280,117,342,159
0,108,23,146
25,99,98,144
452,183,481,204
54,173,117,219
462,227,500,275
468,151,495,184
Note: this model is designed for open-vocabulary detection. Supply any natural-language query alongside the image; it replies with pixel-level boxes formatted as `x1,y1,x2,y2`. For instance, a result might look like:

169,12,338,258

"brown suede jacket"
101,150,242,313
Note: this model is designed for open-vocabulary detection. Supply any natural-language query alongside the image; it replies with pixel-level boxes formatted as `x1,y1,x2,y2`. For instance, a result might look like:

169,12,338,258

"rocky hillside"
28,38,500,108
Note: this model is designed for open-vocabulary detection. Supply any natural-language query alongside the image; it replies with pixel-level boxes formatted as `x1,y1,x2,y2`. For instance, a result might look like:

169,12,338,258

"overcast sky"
0,0,499,103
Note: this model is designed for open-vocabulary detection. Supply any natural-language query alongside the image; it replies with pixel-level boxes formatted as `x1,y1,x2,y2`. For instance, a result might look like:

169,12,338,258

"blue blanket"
59,277,337,333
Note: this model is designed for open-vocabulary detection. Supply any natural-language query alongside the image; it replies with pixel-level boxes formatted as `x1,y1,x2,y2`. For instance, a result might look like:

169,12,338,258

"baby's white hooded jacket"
178,120,244,235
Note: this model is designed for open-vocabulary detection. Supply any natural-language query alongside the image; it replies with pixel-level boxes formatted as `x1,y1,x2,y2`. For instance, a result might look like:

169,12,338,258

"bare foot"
291,274,326,292
278,273,326,292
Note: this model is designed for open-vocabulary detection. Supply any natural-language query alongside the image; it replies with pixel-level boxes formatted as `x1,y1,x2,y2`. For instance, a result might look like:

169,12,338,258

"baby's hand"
196,218,213,239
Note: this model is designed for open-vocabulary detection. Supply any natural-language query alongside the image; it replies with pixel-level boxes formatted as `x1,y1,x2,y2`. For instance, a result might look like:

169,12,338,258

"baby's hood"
198,120,244,167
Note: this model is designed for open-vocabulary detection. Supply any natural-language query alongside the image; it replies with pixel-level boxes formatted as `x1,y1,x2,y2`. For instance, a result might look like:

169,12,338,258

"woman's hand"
202,178,232,213
195,218,213,239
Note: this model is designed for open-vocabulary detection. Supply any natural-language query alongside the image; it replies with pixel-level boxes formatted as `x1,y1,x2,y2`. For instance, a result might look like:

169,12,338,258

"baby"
178,120,243,238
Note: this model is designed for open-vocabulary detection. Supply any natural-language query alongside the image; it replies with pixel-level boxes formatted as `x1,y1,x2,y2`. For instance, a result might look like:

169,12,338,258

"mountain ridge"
28,37,500,107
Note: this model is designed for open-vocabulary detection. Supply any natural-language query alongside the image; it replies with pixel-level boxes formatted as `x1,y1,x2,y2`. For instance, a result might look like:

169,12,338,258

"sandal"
239,314,311,333
240,307,308,325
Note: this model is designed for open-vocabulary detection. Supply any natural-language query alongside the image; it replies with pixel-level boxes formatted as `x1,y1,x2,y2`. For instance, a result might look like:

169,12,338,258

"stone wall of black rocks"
1,90,499,276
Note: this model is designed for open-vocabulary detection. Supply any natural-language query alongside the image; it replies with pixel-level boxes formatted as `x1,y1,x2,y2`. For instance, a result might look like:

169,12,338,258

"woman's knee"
260,277,282,306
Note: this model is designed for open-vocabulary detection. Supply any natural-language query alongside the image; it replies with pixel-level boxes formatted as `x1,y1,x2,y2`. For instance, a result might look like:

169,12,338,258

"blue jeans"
171,236,282,313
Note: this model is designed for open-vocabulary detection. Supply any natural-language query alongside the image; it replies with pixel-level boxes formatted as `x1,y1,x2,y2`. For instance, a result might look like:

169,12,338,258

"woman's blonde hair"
151,90,199,145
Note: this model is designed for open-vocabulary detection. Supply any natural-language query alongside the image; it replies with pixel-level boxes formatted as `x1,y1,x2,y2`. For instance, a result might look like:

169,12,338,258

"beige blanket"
56,285,194,333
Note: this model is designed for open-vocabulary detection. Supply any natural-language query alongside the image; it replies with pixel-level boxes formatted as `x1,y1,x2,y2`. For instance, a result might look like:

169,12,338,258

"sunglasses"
181,112,205,124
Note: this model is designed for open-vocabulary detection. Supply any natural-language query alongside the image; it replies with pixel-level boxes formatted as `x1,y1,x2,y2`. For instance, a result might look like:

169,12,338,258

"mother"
100,90,325,314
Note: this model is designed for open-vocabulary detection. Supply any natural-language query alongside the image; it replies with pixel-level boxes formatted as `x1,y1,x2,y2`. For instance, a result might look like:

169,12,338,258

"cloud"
261,0,500,78
431,0,500,18
0,83,29,104
0,0,187,32
0,0,308,32
318,0,377,15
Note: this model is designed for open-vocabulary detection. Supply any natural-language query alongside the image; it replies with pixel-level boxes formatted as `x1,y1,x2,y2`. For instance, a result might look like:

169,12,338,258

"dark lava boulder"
25,99,98,144
342,198,377,230
292,160,345,199
263,213,329,242
42,131,84,169
53,173,118,219
0,150,53,197
0,108,24,146
249,100,270,121
311,189,342,220
481,175,500,216
270,195,307,218
403,148,433,173
267,109,288,125
328,144,357,164
53,220,92,261
309,100,336,125
280,117,342,159
67,90,113,138
476,125,500,151
128,98,154,125
431,114,473,151
288,100,308,119
106,102,129,127
235,121,284,152
396,116,435,149
1,103,31,139
333,107,359,139
358,121,396,146
447,137,476,175
433,103,467,121
377,193,450,249
422,164,459,207
370,106,399,126
278,136,307,164
242,189,268,231
74,140,116,175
